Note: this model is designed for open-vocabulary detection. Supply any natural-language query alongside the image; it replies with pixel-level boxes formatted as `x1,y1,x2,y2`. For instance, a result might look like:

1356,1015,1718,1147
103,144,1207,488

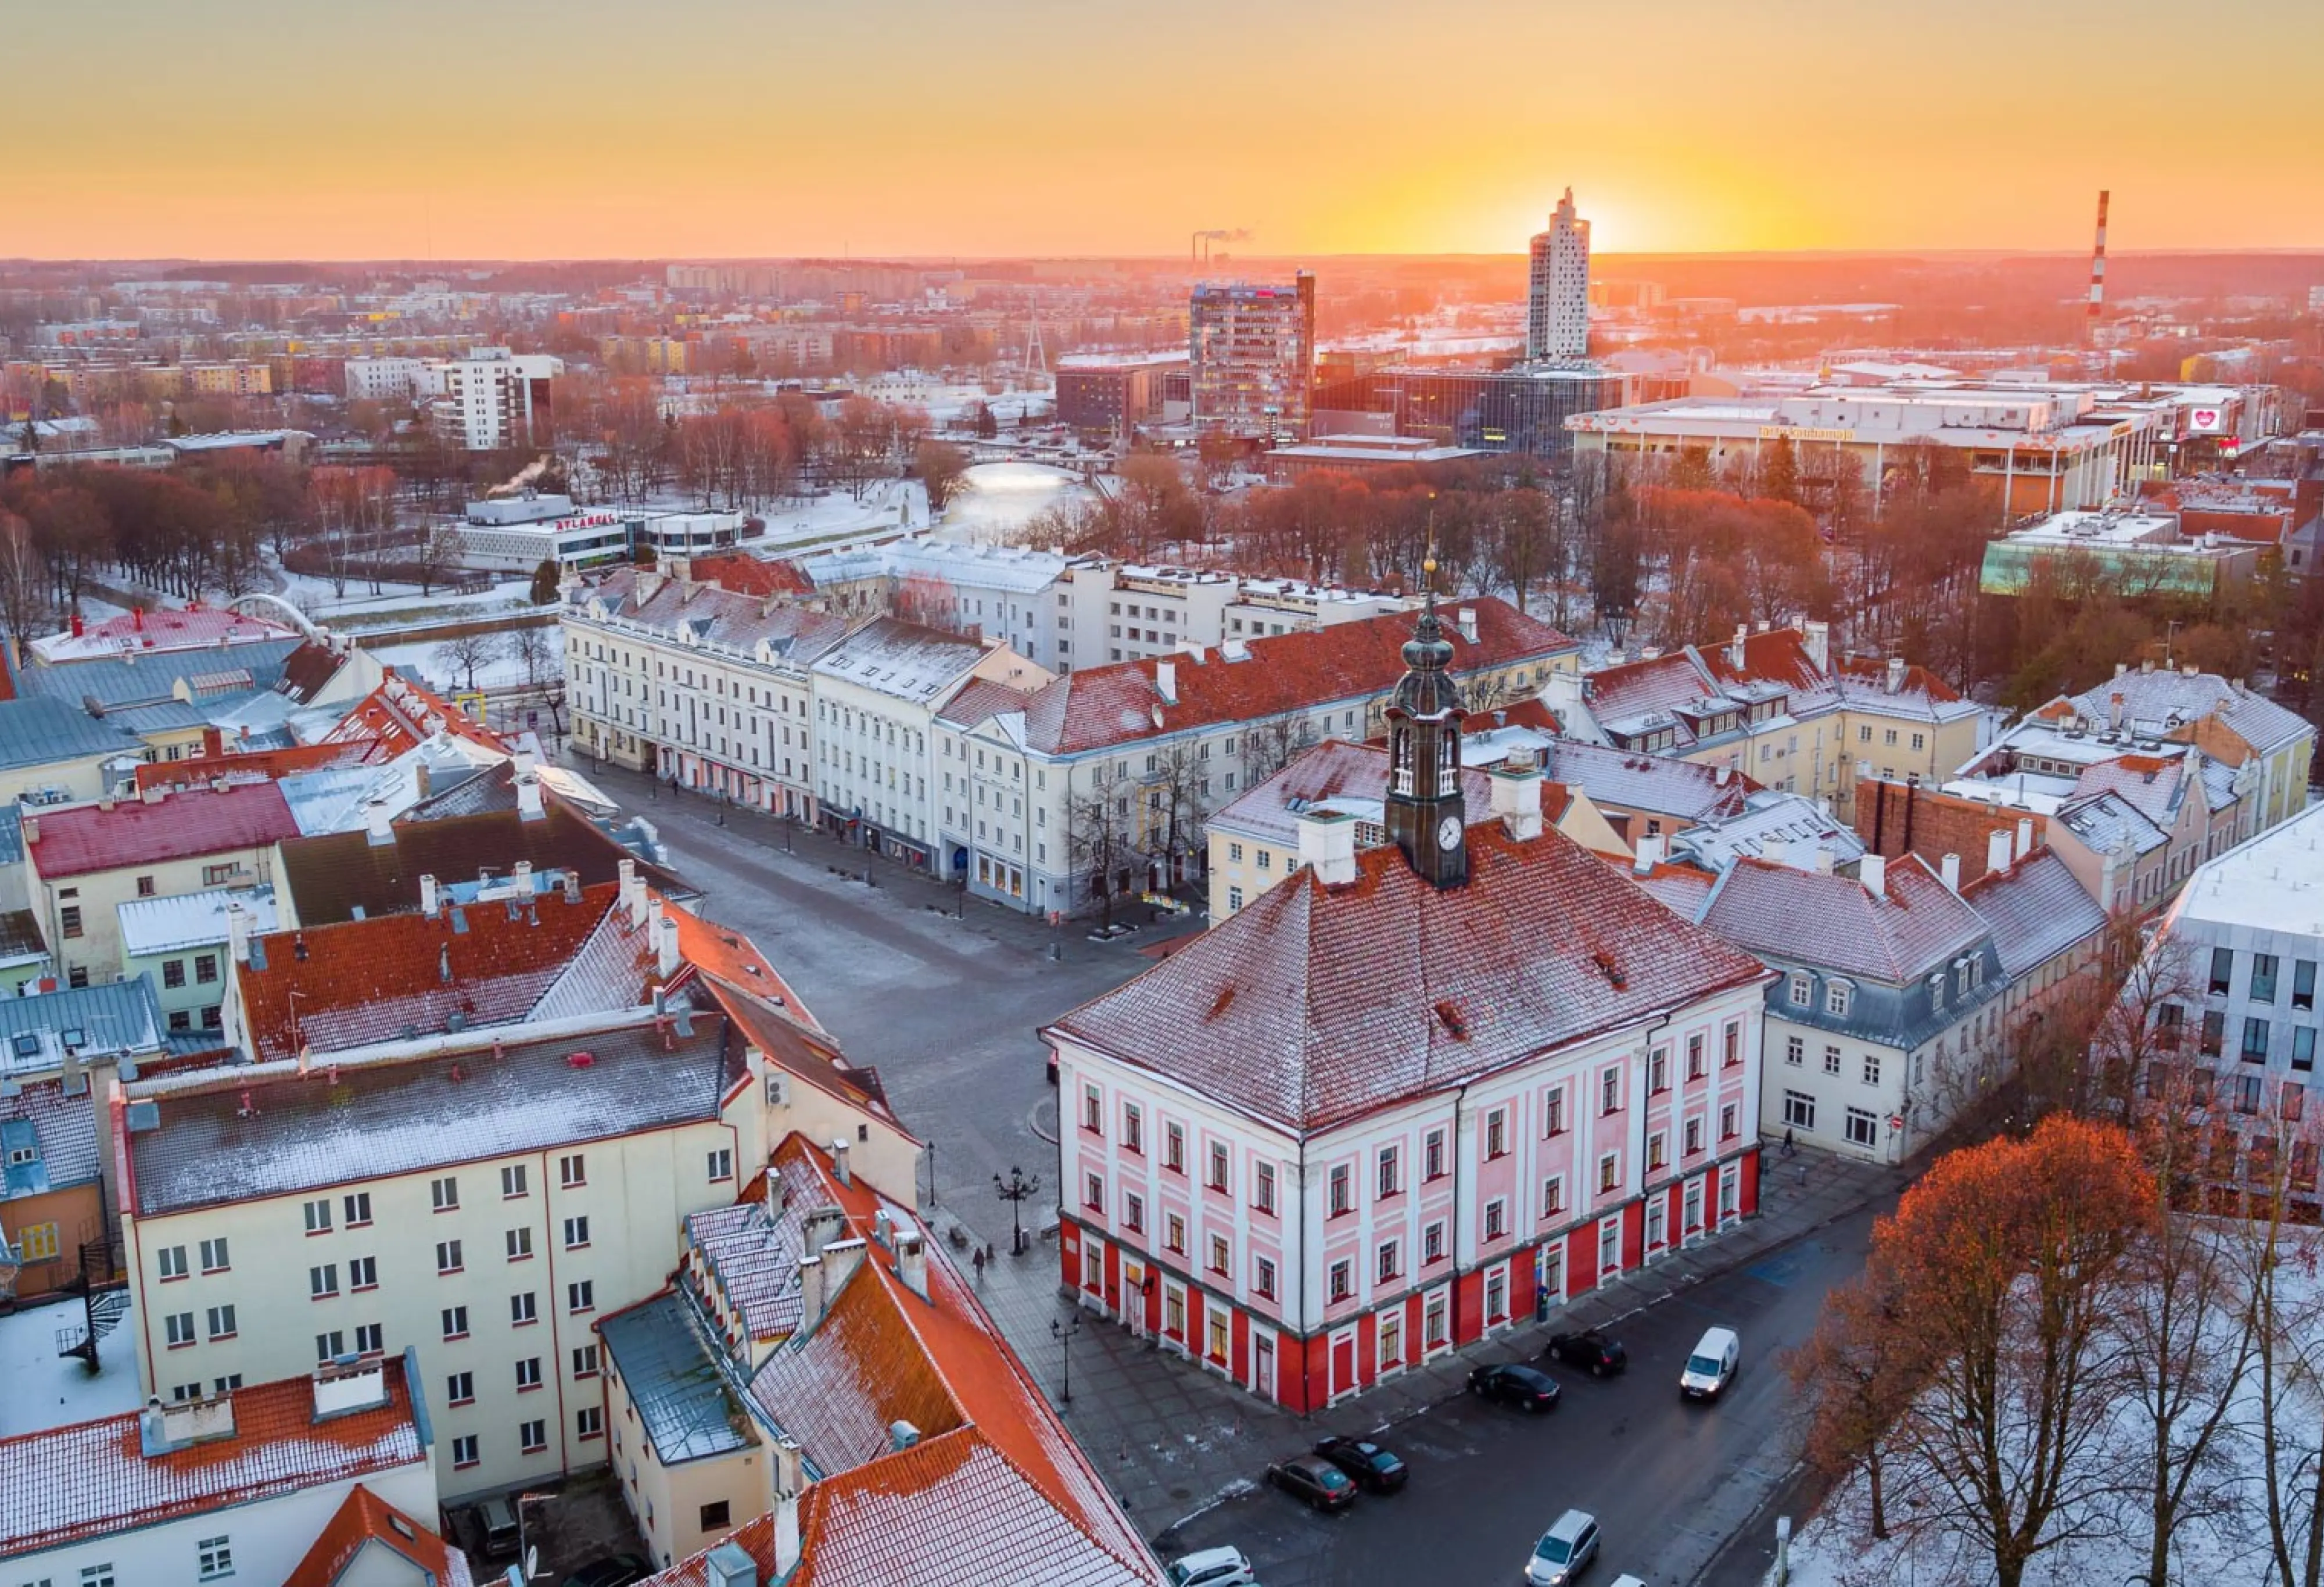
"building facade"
1190,274,1316,440
1526,188,1591,363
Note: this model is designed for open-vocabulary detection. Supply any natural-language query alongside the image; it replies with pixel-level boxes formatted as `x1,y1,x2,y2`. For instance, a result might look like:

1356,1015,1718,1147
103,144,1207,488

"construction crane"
1190,228,1251,266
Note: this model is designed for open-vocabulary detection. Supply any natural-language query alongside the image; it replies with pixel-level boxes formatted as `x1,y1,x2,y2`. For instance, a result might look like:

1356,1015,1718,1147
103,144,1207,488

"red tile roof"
284,1483,470,1587
0,1357,428,1556
26,782,300,879
235,881,645,1062
1049,823,1769,1133
1013,596,1575,756
134,737,396,792
1701,854,1989,983
646,1135,1159,1587
322,674,506,755
688,552,816,597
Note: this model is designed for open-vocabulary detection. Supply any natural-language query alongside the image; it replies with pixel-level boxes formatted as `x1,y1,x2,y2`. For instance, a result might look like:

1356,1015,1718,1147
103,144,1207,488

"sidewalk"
936,1149,1905,1545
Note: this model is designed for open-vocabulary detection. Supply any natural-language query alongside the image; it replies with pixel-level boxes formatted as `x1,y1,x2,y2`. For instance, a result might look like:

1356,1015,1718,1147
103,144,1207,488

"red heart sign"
2192,409,2219,428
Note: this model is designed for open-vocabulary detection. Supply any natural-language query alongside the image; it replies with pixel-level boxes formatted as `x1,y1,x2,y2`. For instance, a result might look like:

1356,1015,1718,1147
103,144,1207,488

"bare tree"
415,525,464,597
1138,744,1210,894
433,630,505,694
915,440,970,514
1065,765,1138,932
508,624,555,690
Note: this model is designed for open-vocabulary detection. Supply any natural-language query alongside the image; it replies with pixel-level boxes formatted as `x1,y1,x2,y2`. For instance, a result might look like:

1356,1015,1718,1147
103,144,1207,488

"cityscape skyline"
15,0,2324,261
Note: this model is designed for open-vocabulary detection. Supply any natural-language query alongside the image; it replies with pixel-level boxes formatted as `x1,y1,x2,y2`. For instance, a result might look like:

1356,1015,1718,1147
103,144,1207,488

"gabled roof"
1048,823,1767,1134
1963,850,2110,979
274,640,354,707
1700,854,1989,984
1207,738,1493,845
2064,667,2311,755
0,694,140,772
29,605,300,665
580,565,848,666
712,986,897,1126
1016,596,1575,757
2073,753,2200,829
686,552,817,598
2054,789,2170,858
934,675,1039,730
2,1078,99,1199
600,1294,758,1467
1832,654,1978,722
134,737,399,793
1533,737,1756,821
809,617,992,704
0,1356,428,1556
26,783,300,880
0,979,169,1074
125,1006,736,1217
283,1483,471,1587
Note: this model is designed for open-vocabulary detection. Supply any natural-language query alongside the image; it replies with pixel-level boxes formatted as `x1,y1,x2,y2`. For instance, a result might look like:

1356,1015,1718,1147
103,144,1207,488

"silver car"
1526,1508,1599,1586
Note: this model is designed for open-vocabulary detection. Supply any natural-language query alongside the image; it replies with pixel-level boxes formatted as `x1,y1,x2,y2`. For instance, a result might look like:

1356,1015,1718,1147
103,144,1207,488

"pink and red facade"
1050,977,1766,1412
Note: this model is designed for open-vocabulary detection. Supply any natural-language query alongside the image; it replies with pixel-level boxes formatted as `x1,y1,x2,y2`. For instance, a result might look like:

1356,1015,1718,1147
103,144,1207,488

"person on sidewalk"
1780,1128,1796,1159
973,1246,987,1282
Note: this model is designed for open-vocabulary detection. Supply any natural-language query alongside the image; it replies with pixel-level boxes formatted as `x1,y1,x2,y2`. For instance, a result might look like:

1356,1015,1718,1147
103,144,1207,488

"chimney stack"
2015,816,2035,861
1631,833,1665,876
1988,828,2015,875
830,1137,851,1187
226,901,251,965
364,800,392,847
2108,691,2126,731
1490,749,1544,841
1940,852,1961,891
772,1438,806,1579
512,861,535,901
619,858,648,926
1296,808,1360,887
1729,624,1747,668
419,873,440,918
1885,656,1906,695
1802,619,1831,674
1457,606,1478,644
796,1253,827,1332
655,907,680,980
1860,854,1888,897
896,1229,929,1302
1154,658,1177,706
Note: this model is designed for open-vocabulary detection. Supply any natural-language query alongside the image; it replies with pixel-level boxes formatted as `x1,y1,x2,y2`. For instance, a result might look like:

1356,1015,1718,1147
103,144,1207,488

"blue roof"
599,1293,754,1466
13,639,303,708
0,807,21,865
0,979,168,1079
0,697,139,772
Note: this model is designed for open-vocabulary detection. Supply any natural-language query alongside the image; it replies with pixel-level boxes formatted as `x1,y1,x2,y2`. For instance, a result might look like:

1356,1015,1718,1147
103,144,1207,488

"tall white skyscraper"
1526,188,1591,363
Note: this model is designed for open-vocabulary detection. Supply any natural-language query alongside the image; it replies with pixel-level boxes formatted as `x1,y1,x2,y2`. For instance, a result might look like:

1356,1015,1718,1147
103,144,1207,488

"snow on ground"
940,462,1091,544
1786,1221,2324,1587
742,479,928,551
370,622,564,693
0,1292,144,1439
275,568,539,629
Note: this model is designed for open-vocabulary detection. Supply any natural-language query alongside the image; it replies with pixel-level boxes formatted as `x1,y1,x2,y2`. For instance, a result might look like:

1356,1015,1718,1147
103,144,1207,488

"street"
1159,1208,1882,1587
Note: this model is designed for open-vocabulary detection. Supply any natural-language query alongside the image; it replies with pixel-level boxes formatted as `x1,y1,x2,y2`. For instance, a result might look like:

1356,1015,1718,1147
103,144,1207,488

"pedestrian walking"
1780,1127,1796,1159
972,1246,987,1282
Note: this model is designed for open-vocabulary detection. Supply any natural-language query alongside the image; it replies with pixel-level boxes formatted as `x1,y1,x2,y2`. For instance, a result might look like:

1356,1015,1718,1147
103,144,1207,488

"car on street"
1525,1509,1601,1586
1543,1328,1629,1377
1311,1435,1408,1492
1164,1546,1257,1587
1680,1325,1741,1400
558,1558,651,1587
1264,1452,1358,1511
1468,1362,1562,1412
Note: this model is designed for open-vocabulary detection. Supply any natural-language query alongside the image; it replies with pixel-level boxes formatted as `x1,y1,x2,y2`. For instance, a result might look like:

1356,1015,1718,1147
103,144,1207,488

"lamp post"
1050,1312,1082,1404
994,1165,1039,1256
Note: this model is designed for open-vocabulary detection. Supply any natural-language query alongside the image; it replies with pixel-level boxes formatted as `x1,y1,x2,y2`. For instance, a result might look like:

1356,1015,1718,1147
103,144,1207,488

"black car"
1265,1452,1359,1511
560,1557,651,1587
1468,1362,1562,1412
1312,1435,1408,1493
1544,1328,1629,1378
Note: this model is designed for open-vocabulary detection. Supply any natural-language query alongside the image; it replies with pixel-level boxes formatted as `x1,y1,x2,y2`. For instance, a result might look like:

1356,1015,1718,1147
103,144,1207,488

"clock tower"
1384,555,1469,889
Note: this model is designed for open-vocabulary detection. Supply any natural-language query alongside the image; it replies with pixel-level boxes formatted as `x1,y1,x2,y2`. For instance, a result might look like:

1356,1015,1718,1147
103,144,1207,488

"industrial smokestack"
2086,191,2110,346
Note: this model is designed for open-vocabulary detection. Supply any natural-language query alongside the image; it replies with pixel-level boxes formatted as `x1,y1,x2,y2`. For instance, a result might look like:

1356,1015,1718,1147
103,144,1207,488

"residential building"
936,595,1580,915
604,1136,1162,1581
0,980,168,1256
1204,739,1624,920
2138,801,2324,1199
1960,841,2114,1047
1545,621,1989,821
1055,352,1183,438
28,603,304,668
22,783,300,985
1042,603,1770,1407
431,347,560,452
1526,188,1591,363
0,1353,449,1585
1190,274,1317,440
117,886,278,1036
562,562,849,817
343,356,438,404
811,619,1048,870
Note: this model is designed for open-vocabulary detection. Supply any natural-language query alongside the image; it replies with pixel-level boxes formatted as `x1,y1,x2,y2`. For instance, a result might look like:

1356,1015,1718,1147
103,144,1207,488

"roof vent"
568,1051,596,1069
888,1418,921,1451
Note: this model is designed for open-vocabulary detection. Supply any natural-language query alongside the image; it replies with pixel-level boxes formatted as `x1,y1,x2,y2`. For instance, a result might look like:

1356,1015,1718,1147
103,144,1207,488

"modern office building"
431,347,560,452
1526,189,1591,363
1055,353,1185,438
1310,364,1627,463
1190,274,1316,441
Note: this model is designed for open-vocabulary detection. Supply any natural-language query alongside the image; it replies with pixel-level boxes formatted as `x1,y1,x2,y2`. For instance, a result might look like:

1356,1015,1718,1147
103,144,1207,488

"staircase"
54,1237,128,1367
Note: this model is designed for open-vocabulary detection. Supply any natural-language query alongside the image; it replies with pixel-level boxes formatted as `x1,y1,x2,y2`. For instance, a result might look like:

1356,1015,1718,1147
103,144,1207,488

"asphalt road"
1160,1206,1884,1587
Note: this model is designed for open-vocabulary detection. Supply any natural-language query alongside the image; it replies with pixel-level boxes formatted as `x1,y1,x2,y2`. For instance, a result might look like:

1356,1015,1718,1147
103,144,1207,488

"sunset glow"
15,0,2324,260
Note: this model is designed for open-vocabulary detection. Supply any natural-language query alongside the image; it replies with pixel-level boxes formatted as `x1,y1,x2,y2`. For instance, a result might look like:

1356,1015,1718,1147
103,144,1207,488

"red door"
1330,1335,1355,1397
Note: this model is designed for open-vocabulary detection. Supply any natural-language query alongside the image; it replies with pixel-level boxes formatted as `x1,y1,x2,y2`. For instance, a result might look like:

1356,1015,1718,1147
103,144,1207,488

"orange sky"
16,0,2324,260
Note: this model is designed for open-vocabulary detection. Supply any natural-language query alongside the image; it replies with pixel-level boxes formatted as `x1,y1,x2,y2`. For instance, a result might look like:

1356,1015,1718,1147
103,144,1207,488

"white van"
1680,1326,1739,1400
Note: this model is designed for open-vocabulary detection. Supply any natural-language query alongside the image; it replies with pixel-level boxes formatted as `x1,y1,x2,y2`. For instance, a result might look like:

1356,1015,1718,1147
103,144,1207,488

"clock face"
1437,815,1464,850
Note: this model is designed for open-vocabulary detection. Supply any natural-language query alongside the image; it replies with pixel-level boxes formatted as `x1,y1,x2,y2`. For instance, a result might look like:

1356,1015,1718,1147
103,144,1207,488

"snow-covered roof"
2168,801,2324,941
117,886,278,960
809,618,989,705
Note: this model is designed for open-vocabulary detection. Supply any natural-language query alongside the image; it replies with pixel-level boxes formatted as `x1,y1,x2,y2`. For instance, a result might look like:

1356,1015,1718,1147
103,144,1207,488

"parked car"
1265,1452,1358,1511
1164,1548,1257,1587
1525,1509,1601,1586
1468,1362,1562,1412
1680,1326,1741,1400
1311,1435,1408,1493
1544,1328,1629,1377
559,1559,651,1587
475,1495,520,1559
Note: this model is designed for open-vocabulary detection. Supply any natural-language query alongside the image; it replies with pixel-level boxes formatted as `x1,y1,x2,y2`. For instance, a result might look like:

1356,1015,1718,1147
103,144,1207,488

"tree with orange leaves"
1795,1116,2157,1587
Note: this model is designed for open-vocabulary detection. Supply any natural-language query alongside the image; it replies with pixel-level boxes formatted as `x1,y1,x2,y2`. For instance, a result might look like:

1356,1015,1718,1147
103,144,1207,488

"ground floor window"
1207,1309,1229,1363
1485,1267,1507,1323
1845,1108,1879,1148
1783,1090,1816,1130
1379,1310,1402,1368
1423,1292,1448,1349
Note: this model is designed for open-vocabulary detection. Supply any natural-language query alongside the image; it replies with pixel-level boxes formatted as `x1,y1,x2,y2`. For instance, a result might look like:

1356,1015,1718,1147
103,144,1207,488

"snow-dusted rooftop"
117,886,278,961
2170,801,2324,940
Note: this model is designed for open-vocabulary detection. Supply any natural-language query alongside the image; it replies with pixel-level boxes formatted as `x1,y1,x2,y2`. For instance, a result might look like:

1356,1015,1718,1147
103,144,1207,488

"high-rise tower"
1526,189,1591,363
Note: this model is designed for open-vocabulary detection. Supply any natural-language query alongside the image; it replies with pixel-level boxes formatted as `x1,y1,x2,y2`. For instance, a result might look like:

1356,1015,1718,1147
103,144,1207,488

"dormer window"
1824,980,1853,1018
1787,973,1813,1008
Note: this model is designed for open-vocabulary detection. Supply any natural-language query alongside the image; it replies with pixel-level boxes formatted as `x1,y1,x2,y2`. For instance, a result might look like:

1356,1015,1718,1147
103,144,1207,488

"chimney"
1490,749,1544,840
1802,619,1830,673
18,816,34,847
821,1236,869,1303
896,1229,929,1302
796,1253,827,1332
419,873,440,918
70,611,84,638
619,858,648,926
1457,606,1478,644
1296,809,1359,886
2141,658,2155,673
60,1043,85,1098
1859,854,1887,897
2114,662,2129,678
1987,828,2015,875
514,748,544,822
772,1438,806,1580
1728,624,1747,668
2015,816,2035,861
801,1205,847,1260
512,861,535,901
1885,656,1906,694
1814,848,1836,875
1762,835,1791,869
140,781,163,806
226,901,250,965
1631,833,1665,875
364,799,392,846
2108,691,2126,731
200,725,223,758
1154,658,1177,706
1940,852,1961,891
830,1137,851,1187
655,907,680,980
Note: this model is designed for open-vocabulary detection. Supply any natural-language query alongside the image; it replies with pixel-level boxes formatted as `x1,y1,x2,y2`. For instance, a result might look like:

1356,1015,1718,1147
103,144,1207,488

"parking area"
450,1471,643,1584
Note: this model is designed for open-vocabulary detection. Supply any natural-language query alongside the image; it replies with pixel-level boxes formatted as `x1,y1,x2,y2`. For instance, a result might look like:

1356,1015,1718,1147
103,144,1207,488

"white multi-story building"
432,347,561,452
809,618,1049,870
1526,188,1591,363
1043,612,1770,1409
344,356,439,404
1,1353,450,1586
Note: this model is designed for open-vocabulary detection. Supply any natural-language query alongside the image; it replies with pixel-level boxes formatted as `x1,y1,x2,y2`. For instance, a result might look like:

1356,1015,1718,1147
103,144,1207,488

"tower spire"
1384,539,1468,889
